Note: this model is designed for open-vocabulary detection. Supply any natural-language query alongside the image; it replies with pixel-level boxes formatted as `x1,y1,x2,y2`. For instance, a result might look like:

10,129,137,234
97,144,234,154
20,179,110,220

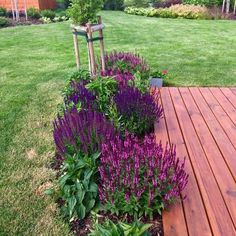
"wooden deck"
155,87,236,236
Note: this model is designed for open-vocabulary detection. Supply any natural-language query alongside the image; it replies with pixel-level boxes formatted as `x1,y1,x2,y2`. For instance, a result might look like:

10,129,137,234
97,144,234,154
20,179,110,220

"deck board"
157,87,236,236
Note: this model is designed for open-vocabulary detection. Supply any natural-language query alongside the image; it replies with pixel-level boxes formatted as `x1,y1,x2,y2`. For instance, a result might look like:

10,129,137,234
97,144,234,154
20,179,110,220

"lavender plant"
53,108,117,220
101,51,150,90
98,133,188,219
114,87,163,136
65,82,96,110
53,107,117,157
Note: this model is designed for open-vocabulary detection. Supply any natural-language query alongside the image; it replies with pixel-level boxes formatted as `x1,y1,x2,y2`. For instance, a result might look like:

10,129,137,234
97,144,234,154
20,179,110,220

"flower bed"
49,51,188,235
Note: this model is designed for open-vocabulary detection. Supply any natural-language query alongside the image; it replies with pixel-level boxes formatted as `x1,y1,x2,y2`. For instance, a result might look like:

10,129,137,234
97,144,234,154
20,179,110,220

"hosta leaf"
77,203,86,219
59,173,71,187
76,189,85,203
68,196,77,218
89,182,98,193
86,199,95,212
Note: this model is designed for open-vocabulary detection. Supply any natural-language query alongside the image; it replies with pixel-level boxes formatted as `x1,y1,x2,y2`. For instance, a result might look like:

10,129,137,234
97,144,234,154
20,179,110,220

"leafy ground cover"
0,10,236,235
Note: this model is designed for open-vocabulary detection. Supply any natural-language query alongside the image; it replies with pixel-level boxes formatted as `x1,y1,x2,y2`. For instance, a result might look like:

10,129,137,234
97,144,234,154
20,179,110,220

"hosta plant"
98,133,188,219
114,87,163,136
58,152,100,219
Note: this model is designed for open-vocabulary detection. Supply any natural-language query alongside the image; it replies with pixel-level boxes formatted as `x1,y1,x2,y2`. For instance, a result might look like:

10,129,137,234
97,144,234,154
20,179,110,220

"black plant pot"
150,78,163,88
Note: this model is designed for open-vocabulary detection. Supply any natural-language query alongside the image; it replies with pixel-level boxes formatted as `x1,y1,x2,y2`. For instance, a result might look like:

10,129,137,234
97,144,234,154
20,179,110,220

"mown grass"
0,11,236,235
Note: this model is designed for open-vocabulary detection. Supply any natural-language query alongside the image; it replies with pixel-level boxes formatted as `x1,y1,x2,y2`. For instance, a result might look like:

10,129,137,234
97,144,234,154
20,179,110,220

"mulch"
70,212,163,236
4,17,42,28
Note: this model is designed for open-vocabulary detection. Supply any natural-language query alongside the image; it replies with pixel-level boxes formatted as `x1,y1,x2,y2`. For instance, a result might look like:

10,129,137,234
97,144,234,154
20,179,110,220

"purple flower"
65,82,96,109
114,87,163,136
98,133,188,214
100,51,150,89
53,107,117,156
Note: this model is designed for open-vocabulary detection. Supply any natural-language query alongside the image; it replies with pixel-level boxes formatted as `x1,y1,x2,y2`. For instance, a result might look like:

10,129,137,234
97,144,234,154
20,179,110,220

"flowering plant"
114,87,163,136
101,51,150,90
98,133,188,219
53,107,117,157
64,82,96,110
150,69,169,80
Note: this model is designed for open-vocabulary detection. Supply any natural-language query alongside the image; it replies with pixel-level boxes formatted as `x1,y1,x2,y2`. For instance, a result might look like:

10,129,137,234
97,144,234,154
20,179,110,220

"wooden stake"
234,0,236,14
86,23,96,76
97,16,106,72
72,29,80,69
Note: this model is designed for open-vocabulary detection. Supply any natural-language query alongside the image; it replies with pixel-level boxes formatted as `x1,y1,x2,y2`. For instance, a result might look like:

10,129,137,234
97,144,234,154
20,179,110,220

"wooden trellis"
71,16,105,76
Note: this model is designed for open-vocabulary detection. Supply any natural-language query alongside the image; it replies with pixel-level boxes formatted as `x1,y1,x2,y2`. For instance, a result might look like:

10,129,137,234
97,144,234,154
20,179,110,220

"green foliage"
58,152,100,219
40,10,56,20
85,76,118,116
67,0,104,25
89,219,152,236
104,0,125,10
124,0,150,7
183,0,221,6
0,17,9,28
132,71,150,93
27,7,41,19
0,7,7,17
125,5,211,19
62,69,91,98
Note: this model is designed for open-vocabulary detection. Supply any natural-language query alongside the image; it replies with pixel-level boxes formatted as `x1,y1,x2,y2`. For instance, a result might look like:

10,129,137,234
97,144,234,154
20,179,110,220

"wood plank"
200,88,236,149
160,88,212,236
169,87,236,236
190,88,236,181
220,88,236,109
209,88,236,125
230,88,236,95
180,87,236,228
155,94,188,236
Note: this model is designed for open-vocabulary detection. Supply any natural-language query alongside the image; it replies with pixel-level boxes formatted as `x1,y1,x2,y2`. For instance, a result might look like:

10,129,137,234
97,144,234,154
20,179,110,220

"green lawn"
0,11,236,235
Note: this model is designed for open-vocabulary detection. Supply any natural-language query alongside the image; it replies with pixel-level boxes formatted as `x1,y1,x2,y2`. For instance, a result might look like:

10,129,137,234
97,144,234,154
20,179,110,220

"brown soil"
71,212,163,236
4,17,42,28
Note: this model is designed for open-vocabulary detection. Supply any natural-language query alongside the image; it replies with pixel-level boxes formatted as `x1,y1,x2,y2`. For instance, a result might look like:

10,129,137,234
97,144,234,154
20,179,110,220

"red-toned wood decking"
155,87,236,236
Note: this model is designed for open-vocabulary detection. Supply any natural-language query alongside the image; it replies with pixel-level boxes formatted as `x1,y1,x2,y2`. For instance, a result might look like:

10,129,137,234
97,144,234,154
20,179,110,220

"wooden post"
234,0,236,14
86,23,96,76
97,16,106,72
72,29,80,69
11,0,15,21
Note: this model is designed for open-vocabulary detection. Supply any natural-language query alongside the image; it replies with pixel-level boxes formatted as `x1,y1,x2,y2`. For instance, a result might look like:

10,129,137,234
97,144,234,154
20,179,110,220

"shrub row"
50,51,188,234
125,5,211,19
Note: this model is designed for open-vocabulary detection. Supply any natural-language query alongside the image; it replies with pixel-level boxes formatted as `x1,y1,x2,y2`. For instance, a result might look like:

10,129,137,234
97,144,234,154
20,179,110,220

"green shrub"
58,152,100,219
0,7,7,17
0,17,9,28
183,0,221,6
124,0,150,7
27,7,41,19
85,76,118,116
40,9,56,20
67,0,104,25
125,5,211,19
104,0,124,10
